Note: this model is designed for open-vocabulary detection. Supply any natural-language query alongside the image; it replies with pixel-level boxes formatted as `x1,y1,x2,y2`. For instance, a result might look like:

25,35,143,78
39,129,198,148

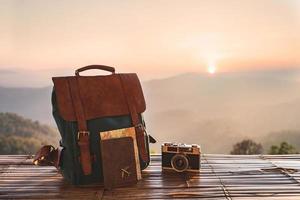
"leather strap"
33,145,62,169
75,65,115,76
68,78,88,131
68,78,92,175
118,75,149,163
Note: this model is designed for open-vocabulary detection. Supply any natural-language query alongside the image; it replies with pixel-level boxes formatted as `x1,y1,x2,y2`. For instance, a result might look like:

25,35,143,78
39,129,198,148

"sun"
208,64,217,74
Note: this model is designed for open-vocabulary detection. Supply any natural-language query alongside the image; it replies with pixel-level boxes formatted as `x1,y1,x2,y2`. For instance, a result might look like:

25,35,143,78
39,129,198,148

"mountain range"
1,70,300,153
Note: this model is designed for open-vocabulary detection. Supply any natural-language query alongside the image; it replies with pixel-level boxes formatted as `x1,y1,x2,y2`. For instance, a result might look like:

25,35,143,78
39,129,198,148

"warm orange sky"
0,0,299,86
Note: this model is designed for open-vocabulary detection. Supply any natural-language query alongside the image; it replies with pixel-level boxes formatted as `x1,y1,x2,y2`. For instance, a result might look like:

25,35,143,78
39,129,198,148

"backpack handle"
75,65,115,76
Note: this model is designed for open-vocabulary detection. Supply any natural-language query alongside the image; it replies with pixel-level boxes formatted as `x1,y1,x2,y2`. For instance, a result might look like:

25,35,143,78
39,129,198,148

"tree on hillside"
269,142,299,155
0,112,59,154
0,135,41,154
230,139,263,155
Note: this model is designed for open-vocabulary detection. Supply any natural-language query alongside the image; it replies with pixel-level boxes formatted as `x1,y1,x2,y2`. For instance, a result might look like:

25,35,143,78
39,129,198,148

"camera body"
161,143,201,172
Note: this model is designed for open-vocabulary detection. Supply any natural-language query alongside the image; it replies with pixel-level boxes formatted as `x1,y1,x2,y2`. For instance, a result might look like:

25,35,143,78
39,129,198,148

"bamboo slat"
1,154,300,199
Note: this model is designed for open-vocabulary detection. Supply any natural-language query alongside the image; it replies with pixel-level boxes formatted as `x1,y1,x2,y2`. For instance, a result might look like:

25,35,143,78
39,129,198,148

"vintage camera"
161,143,200,172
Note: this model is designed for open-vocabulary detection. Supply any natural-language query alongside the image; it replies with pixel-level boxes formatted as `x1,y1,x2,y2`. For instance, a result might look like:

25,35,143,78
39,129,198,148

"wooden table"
1,154,300,199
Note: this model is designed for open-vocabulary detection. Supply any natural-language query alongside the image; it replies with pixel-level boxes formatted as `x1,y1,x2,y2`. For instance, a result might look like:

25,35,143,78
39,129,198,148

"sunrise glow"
208,61,217,74
0,0,299,86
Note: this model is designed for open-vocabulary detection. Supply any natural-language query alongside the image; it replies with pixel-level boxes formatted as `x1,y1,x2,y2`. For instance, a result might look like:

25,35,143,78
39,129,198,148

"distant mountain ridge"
0,70,300,153
142,71,300,153
0,86,53,124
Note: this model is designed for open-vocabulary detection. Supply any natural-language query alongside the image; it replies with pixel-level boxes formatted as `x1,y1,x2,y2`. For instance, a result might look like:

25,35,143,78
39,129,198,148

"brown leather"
135,125,149,163
68,77,92,175
101,137,138,189
77,134,92,175
33,145,62,169
52,74,146,122
68,78,88,131
119,75,149,163
75,65,115,76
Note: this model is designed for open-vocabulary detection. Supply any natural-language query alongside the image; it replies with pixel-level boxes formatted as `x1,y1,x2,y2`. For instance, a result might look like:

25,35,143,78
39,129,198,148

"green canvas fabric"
52,89,150,185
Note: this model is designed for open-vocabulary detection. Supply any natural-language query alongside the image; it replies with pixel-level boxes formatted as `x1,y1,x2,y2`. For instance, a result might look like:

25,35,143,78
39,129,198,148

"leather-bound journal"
100,127,141,180
100,137,138,189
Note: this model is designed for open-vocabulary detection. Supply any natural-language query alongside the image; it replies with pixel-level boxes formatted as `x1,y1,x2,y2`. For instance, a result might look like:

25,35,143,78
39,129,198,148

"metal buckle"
135,123,144,130
77,131,90,140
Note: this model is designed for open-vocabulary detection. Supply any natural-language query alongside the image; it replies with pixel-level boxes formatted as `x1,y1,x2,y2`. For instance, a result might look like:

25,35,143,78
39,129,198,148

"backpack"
33,65,153,185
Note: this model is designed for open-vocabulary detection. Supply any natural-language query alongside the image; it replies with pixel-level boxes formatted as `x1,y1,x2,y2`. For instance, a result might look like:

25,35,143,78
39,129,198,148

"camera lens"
171,154,189,172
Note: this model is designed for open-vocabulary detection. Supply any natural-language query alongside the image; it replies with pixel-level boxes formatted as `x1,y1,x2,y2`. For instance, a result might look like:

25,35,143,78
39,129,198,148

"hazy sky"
0,0,299,86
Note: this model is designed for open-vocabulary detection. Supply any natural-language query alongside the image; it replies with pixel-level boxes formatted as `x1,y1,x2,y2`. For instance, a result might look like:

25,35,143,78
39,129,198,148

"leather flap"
52,73,146,121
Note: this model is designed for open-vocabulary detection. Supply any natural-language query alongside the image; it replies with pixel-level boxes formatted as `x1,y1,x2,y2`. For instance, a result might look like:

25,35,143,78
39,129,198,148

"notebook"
100,127,141,180
100,137,138,189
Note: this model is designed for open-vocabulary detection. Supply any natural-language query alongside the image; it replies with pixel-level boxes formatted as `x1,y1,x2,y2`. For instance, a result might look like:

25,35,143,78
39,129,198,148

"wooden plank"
1,155,300,199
